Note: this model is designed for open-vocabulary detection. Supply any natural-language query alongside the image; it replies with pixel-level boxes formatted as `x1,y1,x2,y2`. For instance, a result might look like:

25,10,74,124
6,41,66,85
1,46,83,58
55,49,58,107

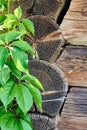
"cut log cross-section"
30,113,55,130
11,0,67,21
10,0,34,17
26,15,64,62
29,60,68,117
32,0,67,21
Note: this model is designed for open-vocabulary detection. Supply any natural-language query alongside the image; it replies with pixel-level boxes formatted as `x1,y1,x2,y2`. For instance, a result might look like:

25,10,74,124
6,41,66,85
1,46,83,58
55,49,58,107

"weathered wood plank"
57,87,87,130
58,117,87,130
66,98,87,105
56,46,87,87
62,103,87,112
67,92,87,99
62,111,87,118
60,0,87,46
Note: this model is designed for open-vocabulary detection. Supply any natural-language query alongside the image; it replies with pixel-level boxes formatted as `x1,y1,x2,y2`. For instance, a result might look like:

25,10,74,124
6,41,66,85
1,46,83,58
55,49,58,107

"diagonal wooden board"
60,0,87,46
56,46,87,87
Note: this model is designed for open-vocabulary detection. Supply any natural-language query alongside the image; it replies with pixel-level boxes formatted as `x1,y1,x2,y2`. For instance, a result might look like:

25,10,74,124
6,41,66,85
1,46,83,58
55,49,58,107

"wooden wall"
60,0,87,46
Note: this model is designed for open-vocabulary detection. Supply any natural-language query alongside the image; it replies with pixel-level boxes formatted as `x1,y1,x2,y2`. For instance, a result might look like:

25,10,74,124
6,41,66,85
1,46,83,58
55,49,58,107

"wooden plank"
58,117,87,130
62,111,87,118
57,87,87,130
67,87,87,98
66,98,87,105
60,0,87,46
62,103,87,112
56,46,87,87
70,87,87,92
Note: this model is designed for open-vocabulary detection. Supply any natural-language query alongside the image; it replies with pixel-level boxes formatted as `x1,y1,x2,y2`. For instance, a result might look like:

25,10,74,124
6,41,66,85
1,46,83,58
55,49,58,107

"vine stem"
8,0,10,14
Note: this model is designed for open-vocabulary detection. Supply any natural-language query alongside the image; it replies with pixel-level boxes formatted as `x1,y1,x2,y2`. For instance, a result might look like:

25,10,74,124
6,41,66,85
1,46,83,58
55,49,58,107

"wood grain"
32,0,66,21
10,0,34,17
26,15,64,62
58,87,87,130
60,0,87,46
56,46,87,87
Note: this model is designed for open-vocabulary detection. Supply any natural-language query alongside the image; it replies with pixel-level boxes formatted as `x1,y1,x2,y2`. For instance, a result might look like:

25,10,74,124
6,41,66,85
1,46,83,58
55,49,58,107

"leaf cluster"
0,1,43,130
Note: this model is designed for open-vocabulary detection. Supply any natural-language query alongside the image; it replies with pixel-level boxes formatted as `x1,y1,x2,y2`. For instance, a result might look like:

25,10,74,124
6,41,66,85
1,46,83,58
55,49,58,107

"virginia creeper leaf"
22,19,34,35
0,114,20,130
27,83,42,109
0,30,22,43
0,46,9,70
19,119,32,130
22,114,32,128
3,19,16,29
10,47,29,74
12,40,35,55
16,84,33,114
0,79,16,109
0,65,10,86
14,6,22,20
0,15,6,25
17,23,26,34
21,74,44,91
7,60,21,79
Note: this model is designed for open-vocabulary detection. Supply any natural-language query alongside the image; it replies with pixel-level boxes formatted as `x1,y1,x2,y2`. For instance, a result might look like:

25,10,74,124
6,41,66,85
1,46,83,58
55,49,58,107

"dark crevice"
57,0,72,25
55,42,69,60
26,0,36,16
59,86,71,115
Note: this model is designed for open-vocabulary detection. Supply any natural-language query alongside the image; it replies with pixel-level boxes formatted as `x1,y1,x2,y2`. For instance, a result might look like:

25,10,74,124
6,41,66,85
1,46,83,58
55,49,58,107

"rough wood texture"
56,46,87,87
30,113,55,130
10,0,34,17
58,87,87,130
32,0,66,21
29,60,68,117
60,0,87,46
11,0,67,21
26,15,64,62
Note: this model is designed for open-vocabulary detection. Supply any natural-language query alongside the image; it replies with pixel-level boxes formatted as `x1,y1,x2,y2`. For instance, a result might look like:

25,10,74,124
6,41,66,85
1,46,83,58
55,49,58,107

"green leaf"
0,46,9,70
0,79,16,109
0,40,4,45
21,74,44,91
14,6,22,20
0,113,20,130
19,119,32,130
3,19,16,29
10,47,29,74
0,5,5,12
12,40,35,55
5,14,17,20
22,19,35,35
7,60,21,79
0,65,10,86
0,113,11,127
17,23,26,34
16,84,33,114
0,15,6,25
3,14,17,29
28,83,42,109
0,30,22,43
0,0,7,11
22,114,32,128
